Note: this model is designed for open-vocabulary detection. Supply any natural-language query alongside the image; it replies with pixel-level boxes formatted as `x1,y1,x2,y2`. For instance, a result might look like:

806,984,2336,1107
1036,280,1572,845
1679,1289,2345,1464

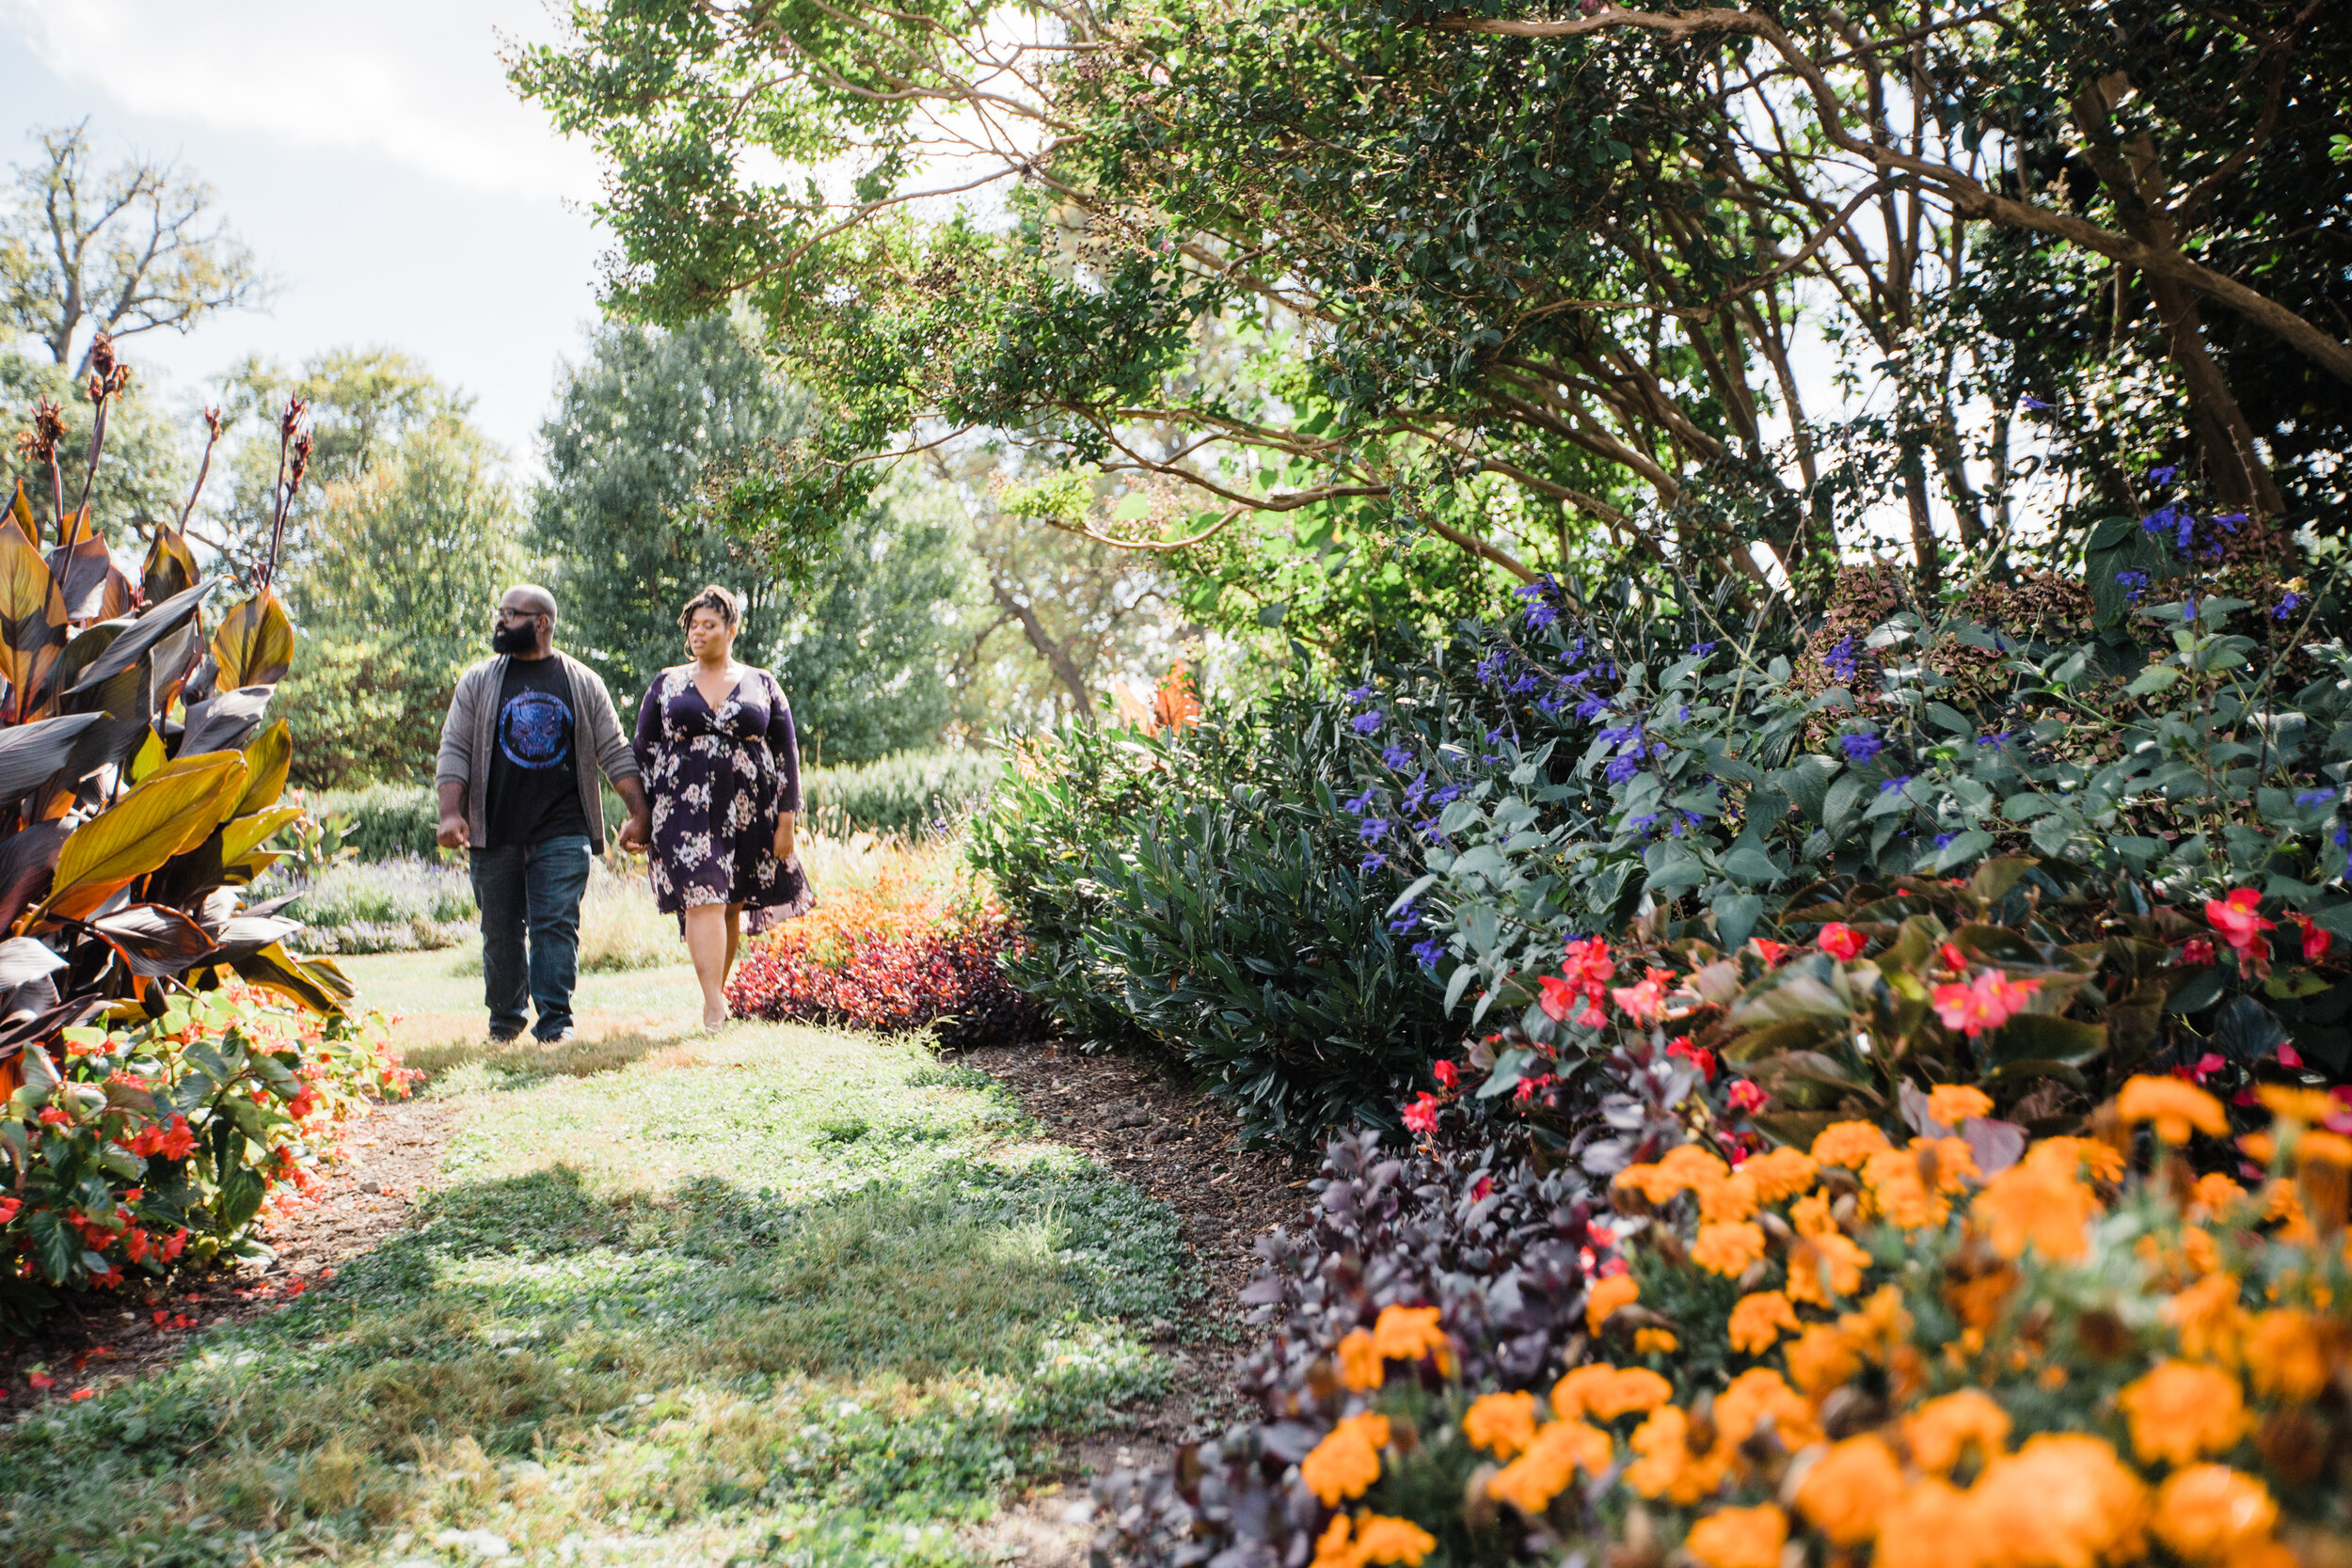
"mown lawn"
0,951,1191,1567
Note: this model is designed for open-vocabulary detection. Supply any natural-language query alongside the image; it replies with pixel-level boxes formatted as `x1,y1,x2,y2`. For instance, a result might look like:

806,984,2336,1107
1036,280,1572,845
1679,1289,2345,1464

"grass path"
0,950,1194,1567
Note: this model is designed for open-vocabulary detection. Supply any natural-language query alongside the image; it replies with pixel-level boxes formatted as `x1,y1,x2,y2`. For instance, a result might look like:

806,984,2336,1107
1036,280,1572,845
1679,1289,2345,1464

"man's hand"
437,813,470,850
617,812,652,854
772,812,797,863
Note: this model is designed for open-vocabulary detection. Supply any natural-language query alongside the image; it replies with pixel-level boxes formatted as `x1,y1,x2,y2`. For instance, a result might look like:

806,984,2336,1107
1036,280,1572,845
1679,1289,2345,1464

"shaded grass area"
0,984,1193,1567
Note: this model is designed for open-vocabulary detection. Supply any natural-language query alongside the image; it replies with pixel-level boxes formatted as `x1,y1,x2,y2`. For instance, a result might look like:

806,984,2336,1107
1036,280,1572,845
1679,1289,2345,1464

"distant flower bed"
724,837,1041,1048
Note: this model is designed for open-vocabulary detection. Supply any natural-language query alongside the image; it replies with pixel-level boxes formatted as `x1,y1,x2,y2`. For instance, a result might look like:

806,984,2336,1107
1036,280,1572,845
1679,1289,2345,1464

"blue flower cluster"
1840,730,1885,764
1822,634,1858,685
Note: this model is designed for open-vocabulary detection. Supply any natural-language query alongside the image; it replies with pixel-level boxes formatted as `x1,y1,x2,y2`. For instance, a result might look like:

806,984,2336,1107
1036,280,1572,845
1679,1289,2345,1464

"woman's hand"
772,811,797,863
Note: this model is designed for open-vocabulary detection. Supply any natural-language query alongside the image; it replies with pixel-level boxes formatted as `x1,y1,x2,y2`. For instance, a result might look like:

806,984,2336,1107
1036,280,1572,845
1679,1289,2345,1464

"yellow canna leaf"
220,803,303,864
231,720,292,818
209,590,294,689
37,751,248,922
128,727,167,784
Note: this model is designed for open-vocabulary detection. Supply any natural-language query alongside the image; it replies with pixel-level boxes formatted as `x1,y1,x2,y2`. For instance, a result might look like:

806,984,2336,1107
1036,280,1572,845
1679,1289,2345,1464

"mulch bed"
0,1095,461,1408
956,1039,1315,1444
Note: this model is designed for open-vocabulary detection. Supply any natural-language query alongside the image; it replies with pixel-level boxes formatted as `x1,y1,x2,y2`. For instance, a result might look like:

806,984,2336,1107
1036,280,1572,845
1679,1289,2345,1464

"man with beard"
436,584,652,1042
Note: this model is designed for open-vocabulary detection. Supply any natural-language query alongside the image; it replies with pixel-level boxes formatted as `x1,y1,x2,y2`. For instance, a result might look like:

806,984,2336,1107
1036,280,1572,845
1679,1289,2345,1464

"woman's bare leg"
684,903,730,1028
723,904,744,986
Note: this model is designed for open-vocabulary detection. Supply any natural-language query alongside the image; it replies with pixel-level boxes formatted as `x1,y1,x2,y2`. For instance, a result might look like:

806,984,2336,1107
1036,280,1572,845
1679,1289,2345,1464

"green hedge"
803,749,1003,838
308,750,997,861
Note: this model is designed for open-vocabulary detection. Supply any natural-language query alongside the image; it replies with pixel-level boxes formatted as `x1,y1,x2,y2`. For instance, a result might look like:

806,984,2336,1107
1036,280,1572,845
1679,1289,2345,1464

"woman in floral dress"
618,585,813,1028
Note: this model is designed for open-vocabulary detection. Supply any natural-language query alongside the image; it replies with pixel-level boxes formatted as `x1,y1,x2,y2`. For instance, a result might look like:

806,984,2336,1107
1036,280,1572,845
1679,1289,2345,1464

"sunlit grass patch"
0,971,1190,1568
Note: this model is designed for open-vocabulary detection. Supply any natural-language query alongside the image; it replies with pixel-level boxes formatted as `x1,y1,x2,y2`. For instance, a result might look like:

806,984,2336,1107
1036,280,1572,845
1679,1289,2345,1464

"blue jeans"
469,836,593,1040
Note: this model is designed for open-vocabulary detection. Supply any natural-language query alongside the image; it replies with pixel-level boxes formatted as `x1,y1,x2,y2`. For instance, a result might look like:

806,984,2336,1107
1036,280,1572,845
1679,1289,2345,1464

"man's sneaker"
489,1028,523,1043
537,1025,579,1044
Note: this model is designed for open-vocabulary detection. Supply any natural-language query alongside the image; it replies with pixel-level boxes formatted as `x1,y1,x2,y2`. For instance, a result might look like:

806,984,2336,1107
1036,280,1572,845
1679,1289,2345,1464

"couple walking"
434,582,812,1039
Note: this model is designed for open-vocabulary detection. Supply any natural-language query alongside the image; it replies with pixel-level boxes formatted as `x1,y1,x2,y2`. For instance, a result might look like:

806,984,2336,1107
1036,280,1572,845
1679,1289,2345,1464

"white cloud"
0,0,601,199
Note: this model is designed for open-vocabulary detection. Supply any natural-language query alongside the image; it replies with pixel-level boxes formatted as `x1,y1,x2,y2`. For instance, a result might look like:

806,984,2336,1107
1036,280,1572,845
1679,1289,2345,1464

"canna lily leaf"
209,590,294,689
0,518,69,719
232,942,353,1015
180,687,274,757
88,904,218,978
219,803,302,864
141,526,200,607
0,712,104,800
37,751,248,922
44,515,115,622
64,577,217,698
230,720,292,819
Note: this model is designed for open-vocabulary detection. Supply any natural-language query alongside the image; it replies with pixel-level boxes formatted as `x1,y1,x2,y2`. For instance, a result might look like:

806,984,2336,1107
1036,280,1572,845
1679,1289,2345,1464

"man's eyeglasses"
493,607,544,624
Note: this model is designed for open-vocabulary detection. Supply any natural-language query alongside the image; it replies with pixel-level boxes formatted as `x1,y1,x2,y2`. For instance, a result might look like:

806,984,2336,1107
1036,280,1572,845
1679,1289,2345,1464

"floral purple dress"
633,665,814,928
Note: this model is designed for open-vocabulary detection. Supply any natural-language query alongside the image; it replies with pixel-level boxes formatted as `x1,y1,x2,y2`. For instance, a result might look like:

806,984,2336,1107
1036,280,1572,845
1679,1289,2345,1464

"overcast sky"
0,0,608,471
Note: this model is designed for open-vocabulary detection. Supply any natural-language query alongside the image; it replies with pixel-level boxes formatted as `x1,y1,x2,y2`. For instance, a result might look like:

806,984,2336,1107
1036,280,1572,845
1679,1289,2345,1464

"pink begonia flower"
1931,969,2040,1037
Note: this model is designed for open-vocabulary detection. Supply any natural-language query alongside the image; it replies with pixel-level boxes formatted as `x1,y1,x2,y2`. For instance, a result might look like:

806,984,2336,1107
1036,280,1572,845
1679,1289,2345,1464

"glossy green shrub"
970,705,1451,1143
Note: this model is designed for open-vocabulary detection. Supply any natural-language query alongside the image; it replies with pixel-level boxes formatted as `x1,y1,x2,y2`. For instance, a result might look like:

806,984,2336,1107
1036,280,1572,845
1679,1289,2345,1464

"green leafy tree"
274,414,526,786
515,0,2352,622
770,472,973,767
531,316,810,705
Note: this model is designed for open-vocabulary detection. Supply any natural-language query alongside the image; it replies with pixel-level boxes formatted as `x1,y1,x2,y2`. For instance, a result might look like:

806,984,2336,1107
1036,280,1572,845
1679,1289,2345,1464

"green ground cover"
0,951,1192,1567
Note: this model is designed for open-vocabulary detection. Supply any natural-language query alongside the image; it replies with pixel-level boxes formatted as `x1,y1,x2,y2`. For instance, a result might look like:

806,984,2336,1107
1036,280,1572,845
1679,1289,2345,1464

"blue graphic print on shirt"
500,689,574,769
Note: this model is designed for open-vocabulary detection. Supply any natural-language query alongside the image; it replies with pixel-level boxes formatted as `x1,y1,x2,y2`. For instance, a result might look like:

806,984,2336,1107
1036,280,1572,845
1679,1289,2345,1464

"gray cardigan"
435,652,641,853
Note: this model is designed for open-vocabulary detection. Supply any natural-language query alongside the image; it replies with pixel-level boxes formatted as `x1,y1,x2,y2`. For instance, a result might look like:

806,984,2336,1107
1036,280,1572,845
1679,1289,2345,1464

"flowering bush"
0,983,412,1331
725,909,1040,1048
1099,1064,2352,1567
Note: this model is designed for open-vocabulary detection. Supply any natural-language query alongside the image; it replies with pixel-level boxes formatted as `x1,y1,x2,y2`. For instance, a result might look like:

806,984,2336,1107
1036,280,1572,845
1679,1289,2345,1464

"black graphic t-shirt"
485,657,590,848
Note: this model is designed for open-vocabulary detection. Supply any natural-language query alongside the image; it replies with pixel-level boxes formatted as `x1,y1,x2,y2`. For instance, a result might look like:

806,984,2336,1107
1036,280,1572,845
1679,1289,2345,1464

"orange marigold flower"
1300,1413,1391,1506
1624,1405,1726,1505
1311,1512,1438,1568
2177,1225,2222,1278
1903,1389,2012,1474
2118,1075,2229,1145
1927,1084,1995,1127
2244,1309,2328,1401
1871,1479,1982,1568
2152,1465,2277,1565
1463,1391,1538,1459
1862,1148,1952,1230
2297,1129,2352,1168
2190,1172,2248,1217
1695,1170,1759,1224
1686,1504,1788,1568
1337,1328,1385,1391
1371,1305,1449,1366
1970,1434,2149,1568
2164,1272,2248,1365
1972,1143,2101,1262
1728,1290,1802,1354
1784,1323,1862,1397
2240,1132,2278,1167
1794,1435,1905,1546
2118,1361,2249,1467
2255,1085,2339,1125
1554,1364,1673,1421
1487,1418,1613,1514
1617,1144,1733,1204
1634,1327,1679,1354
1786,1229,1871,1307
1913,1134,1982,1191
2259,1180,2315,1245
1811,1120,1894,1168
1741,1147,1819,1202
1692,1221,1768,1276
1715,1367,1820,1449
1585,1273,1639,1335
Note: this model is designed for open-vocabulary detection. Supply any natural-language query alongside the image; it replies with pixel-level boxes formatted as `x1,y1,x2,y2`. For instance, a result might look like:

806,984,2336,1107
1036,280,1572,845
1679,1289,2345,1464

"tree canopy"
515,0,2352,623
